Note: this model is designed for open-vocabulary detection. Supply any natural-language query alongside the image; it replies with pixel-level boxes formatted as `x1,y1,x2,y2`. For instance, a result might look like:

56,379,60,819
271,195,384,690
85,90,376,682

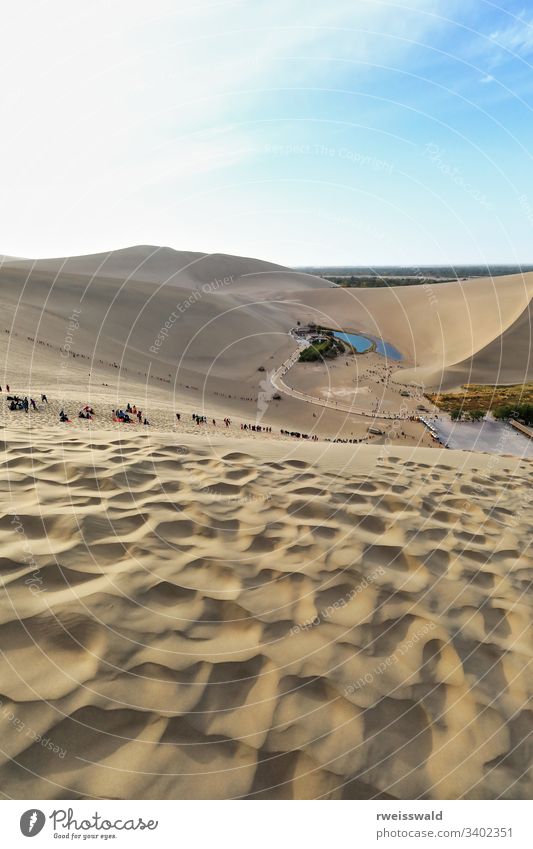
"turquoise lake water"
332,331,403,360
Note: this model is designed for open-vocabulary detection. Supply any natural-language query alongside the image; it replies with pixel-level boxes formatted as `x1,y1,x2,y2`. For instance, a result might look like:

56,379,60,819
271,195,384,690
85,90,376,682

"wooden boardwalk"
509,418,533,439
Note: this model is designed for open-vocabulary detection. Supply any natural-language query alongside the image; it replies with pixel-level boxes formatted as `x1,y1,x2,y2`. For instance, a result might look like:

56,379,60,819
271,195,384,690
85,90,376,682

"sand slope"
1,245,329,293
1,249,532,417
0,247,329,404
0,430,531,800
439,297,532,388
286,273,533,389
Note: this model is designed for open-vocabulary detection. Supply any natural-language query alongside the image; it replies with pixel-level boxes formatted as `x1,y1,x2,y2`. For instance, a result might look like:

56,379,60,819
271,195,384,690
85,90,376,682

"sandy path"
271,345,435,421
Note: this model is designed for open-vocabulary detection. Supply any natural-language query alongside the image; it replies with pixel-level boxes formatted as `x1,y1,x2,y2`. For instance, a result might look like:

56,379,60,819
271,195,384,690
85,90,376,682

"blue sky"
2,0,533,265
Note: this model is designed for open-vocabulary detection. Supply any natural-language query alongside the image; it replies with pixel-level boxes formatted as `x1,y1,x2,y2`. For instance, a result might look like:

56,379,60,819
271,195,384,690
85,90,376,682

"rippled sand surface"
1,430,531,799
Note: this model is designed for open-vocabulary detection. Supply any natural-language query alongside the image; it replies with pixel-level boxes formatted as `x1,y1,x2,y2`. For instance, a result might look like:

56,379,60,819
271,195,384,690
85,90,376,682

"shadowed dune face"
0,431,531,800
439,299,533,388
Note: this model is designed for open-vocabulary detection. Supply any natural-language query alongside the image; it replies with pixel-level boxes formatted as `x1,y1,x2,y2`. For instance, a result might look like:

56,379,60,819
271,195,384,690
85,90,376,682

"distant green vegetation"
450,408,485,422
428,384,533,415
296,264,533,289
493,403,533,426
327,275,451,288
299,335,342,362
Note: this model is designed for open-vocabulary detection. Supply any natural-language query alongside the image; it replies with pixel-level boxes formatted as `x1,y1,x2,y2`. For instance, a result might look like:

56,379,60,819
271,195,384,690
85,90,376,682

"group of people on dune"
58,406,93,423
280,428,318,440
3,388,384,444
60,403,150,425
5,390,48,412
190,413,231,427
78,405,94,420
241,422,272,433
3,386,152,426
113,403,149,425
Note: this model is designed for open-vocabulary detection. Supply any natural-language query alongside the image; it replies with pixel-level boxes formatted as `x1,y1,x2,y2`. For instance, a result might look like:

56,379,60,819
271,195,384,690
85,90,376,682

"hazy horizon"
3,243,533,272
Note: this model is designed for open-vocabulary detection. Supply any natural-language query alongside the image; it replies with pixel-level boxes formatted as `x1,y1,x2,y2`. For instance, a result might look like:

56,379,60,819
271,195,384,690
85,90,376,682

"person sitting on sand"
59,410,69,422
143,417,150,425
176,412,181,421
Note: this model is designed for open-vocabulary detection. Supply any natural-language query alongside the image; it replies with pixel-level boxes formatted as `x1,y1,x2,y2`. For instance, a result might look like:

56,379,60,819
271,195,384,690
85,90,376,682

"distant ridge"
1,244,288,284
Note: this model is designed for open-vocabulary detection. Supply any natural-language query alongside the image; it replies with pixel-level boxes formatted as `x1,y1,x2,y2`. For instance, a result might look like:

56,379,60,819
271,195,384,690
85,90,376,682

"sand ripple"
0,431,531,799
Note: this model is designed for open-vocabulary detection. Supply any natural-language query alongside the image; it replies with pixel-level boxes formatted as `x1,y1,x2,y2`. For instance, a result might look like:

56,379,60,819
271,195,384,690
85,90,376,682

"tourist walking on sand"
30,398,37,410
41,393,48,403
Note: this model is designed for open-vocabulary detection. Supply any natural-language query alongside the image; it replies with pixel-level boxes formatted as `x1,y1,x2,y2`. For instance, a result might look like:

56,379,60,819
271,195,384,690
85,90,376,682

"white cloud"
489,16,533,57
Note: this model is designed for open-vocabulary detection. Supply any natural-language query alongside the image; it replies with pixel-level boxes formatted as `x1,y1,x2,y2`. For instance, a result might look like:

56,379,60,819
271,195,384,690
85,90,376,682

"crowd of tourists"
241,422,272,433
6,392,47,412
191,413,232,427
113,403,149,425
280,429,319,440
2,385,401,445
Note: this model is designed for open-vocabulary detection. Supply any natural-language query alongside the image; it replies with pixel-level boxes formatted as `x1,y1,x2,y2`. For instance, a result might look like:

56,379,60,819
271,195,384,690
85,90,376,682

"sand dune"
2,250,530,411
1,246,532,800
0,430,531,799
284,272,533,389
1,245,329,294
438,297,533,388
0,248,327,409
